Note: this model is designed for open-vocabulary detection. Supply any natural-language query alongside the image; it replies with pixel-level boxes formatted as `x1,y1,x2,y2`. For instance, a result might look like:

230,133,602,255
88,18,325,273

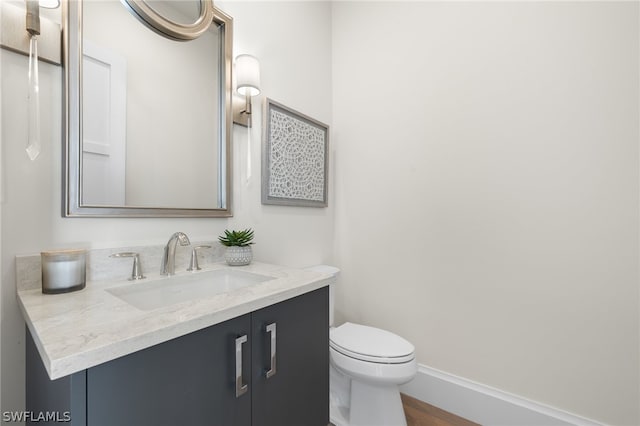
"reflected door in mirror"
82,40,127,205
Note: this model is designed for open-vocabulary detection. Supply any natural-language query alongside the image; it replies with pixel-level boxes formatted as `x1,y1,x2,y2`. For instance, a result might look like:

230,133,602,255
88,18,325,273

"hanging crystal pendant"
245,125,252,185
26,35,41,161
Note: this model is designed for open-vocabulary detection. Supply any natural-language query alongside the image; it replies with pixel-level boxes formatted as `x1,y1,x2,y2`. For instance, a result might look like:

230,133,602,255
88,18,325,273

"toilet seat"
330,322,415,364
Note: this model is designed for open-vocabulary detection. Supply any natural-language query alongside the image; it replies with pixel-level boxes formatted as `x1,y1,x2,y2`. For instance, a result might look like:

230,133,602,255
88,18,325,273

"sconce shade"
39,0,60,9
236,54,261,97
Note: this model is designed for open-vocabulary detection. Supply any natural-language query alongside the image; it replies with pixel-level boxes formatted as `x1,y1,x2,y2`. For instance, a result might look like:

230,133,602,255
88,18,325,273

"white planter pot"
225,246,253,266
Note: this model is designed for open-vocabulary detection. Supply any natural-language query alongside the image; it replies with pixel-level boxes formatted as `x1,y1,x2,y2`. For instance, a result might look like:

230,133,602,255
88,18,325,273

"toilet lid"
330,322,415,364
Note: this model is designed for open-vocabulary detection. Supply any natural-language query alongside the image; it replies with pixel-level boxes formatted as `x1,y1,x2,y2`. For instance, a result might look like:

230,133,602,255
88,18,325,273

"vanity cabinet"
86,314,252,426
251,288,329,426
26,287,328,426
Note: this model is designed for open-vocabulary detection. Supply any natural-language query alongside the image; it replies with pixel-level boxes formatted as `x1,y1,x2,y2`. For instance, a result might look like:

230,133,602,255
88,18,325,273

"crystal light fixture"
24,0,60,161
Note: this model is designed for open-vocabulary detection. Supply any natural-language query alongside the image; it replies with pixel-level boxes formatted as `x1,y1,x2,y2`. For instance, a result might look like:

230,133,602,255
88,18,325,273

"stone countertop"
18,262,332,380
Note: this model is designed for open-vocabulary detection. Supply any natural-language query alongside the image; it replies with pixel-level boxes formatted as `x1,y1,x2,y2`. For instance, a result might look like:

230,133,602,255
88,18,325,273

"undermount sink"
107,269,275,311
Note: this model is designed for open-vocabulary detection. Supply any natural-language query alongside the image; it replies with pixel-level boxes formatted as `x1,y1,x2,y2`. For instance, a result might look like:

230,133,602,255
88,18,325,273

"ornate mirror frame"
121,0,215,41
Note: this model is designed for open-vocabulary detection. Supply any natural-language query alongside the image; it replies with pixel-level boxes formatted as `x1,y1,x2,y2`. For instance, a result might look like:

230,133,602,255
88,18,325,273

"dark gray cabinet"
251,287,329,426
87,314,252,426
26,286,328,426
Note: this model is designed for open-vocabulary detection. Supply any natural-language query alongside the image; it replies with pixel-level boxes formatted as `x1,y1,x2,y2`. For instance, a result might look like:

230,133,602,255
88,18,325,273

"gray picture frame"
262,98,329,207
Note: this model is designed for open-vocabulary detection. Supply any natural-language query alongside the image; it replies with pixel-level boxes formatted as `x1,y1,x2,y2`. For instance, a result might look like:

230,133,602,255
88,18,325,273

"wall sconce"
37,0,60,8
0,0,62,154
0,2,61,64
26,0,60,35
233,54,261,128
24,0,59,160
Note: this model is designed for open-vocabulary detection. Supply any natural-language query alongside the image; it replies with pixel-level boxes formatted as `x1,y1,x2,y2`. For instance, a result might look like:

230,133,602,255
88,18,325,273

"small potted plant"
218,228,255,266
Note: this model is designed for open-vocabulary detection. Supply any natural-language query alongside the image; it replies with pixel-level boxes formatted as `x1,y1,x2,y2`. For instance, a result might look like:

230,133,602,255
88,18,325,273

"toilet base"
330,365,408,426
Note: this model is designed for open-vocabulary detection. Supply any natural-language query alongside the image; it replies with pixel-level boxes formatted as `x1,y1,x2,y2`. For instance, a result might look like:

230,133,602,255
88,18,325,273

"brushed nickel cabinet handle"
265,323,277,379
235,335,248,397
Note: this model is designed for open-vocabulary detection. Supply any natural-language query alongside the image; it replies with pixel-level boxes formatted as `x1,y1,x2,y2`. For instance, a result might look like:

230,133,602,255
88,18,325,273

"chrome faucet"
160,232,191,276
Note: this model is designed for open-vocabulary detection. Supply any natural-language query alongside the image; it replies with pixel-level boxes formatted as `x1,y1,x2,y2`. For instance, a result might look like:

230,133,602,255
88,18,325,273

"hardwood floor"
401,394,479,426
329,393,478,426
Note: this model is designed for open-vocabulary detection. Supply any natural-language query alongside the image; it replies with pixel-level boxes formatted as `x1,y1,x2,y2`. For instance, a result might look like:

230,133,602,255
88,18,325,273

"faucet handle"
110,252,146,281
187,245,211,272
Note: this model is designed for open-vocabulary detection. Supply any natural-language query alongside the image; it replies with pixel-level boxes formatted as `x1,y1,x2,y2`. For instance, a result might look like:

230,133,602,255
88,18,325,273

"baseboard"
400,364,604,426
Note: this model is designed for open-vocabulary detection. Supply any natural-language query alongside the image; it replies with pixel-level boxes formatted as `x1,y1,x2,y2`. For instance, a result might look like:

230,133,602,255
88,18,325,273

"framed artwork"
262,98,329,207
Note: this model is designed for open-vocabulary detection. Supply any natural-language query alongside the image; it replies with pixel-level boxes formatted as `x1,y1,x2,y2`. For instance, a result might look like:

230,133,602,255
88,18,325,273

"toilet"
306,266,418,426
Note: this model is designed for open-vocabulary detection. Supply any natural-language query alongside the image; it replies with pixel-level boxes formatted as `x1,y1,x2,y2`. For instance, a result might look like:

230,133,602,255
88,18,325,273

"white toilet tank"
305,265,340,326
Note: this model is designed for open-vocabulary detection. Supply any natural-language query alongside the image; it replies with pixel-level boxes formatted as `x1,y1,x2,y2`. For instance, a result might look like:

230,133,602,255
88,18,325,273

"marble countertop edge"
18,262,332,380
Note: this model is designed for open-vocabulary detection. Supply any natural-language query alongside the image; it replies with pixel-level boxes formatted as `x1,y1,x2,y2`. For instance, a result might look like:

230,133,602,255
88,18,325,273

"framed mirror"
63,0,233,217
121,0,215,41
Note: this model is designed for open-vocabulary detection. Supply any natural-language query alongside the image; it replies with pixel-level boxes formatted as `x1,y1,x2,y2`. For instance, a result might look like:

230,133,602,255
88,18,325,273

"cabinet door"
251,286,329,426
87,314,252,426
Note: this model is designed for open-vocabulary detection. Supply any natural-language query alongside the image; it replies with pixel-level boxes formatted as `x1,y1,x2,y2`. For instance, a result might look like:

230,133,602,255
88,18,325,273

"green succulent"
218,228,255,247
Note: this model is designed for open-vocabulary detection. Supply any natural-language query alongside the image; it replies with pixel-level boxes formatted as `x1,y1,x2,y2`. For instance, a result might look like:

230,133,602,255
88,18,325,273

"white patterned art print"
262,99,329,207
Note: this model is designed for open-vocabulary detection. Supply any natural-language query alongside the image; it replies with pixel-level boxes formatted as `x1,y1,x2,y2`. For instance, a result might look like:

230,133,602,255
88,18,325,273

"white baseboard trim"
400,364,604,426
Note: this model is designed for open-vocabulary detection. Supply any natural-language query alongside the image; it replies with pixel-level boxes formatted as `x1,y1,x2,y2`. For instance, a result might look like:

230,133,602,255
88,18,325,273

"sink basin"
107,269,275,311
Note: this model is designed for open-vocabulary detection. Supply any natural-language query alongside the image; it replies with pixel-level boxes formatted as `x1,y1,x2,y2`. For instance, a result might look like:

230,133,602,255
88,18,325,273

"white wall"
2,2,639,424
332,2,639,425
0,0,333,416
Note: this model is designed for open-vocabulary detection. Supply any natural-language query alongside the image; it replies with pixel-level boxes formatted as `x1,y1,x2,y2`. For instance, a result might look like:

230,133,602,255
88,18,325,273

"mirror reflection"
145,1,202,25
121,0,215,41
63,0,233,217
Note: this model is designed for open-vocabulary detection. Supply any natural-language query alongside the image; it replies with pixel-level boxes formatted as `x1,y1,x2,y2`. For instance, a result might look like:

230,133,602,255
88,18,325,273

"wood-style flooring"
401,394,479,426
329,393,478,426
